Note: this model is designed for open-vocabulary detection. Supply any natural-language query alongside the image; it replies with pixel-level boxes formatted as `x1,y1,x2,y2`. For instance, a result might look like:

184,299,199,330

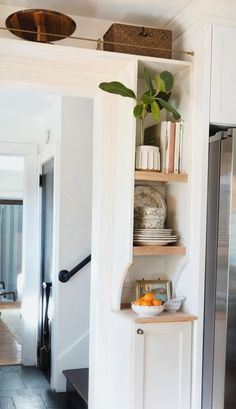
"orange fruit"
133,297,143,306
143,292,155,301
141,300,153,306
133,299,141,306
152,299,162,306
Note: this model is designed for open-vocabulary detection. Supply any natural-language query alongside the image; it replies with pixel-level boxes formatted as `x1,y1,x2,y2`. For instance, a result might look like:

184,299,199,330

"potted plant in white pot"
99,69,181,171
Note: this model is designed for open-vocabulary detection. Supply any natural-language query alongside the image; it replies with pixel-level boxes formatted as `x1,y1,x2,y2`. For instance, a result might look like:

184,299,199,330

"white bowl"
164,301,181,312
131,303,164,317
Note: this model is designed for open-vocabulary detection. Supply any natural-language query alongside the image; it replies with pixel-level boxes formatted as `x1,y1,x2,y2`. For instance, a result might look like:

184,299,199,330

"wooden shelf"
135,170,188,183
119,309,197,324
133,246,186,256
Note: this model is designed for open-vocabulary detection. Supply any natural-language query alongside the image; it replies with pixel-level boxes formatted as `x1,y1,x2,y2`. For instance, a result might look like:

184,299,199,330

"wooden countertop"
119,309,197,324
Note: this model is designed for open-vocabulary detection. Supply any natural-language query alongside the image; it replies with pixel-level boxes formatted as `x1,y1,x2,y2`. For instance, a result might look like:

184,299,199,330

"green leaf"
156,91,171,109
141,94,155,104
157,91,171,102
99,82,136,99
157,98,181,120
133,104,144,118
151,101,161,122
155,74,166,93
159,71,174,93
144,68,154,95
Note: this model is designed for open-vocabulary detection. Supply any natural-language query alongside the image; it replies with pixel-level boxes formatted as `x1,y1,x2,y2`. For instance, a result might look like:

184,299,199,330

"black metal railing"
0,291,16,302
0,281,5,289
58,254,91,283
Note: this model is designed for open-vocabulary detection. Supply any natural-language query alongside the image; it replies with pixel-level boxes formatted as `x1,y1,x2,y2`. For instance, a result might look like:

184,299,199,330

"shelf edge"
135,171,188,183
133,246,186,256
117,309,198,324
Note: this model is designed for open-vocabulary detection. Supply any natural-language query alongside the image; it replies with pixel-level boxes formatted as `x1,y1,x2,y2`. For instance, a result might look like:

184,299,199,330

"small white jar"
135,145,160,171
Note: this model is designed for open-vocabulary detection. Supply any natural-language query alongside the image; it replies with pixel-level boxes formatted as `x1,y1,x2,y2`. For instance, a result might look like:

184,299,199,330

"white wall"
0,156,24,199
51,96,93,391
36,94,93,391
0,88,59,146
0,110,43,144
40,96,62,156
169,19,213,409
0,168,23,199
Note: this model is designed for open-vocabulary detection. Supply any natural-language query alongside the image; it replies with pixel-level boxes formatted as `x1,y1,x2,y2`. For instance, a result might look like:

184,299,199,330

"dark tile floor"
0,365,75,409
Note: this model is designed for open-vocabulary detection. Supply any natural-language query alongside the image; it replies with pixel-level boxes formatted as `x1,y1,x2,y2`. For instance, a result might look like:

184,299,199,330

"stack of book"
159,120,184,173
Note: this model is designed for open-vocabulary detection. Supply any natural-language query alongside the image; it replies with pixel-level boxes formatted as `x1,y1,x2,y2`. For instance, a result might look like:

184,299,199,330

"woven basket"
103,23,172,59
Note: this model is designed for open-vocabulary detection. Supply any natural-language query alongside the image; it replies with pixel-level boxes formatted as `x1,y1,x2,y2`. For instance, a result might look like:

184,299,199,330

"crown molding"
166,2,236,40
166,4,211,39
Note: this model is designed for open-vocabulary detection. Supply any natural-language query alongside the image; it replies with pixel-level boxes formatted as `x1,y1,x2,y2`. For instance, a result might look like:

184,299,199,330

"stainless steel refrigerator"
202,128,236,409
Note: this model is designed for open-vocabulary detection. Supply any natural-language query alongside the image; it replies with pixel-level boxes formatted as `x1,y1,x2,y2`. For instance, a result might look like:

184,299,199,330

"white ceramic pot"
135,145,160,171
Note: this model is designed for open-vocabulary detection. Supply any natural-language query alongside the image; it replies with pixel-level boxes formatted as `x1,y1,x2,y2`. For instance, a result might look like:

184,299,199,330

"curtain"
0,204,23,299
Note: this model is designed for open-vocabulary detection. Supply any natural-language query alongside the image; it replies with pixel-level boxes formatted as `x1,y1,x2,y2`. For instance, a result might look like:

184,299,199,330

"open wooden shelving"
133,172,187,256
135,170,188,183
133,246,186,256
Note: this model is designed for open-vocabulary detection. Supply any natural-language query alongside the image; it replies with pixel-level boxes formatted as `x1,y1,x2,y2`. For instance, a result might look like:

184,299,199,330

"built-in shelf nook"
120,55,191,312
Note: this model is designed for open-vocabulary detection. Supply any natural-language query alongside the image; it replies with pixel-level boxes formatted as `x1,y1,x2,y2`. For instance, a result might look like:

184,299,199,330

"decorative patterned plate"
134,229,172,232
134,185,166,211
133,240,176,246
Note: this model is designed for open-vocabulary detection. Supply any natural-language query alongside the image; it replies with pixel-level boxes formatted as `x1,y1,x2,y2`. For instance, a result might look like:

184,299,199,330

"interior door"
38,158,54,379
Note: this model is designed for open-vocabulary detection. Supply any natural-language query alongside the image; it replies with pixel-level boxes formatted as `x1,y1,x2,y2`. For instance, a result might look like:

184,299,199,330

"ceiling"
0,0,193,26
0,88,57,116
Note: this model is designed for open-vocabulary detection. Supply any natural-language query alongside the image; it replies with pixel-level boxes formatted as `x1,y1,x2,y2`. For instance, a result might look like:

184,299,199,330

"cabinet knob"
137,328,144,335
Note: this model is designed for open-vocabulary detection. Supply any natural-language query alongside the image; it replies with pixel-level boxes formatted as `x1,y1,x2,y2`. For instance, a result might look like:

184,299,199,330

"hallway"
0,366,75,409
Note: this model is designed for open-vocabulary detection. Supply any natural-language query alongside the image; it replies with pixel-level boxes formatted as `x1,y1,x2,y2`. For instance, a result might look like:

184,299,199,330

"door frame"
0,37,137,404
0,143,39,366
38,157,54,379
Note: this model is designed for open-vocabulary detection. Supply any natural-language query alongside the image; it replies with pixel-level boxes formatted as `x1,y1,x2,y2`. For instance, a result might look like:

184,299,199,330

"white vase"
135,145,160,171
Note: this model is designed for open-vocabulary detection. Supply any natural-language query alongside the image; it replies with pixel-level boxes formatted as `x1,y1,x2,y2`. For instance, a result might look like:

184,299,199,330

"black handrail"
0,291,16,302
58,254,91,283
0,281,5,289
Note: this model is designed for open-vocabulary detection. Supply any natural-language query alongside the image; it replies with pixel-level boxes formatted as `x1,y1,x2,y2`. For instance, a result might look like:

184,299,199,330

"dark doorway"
38,159,54,380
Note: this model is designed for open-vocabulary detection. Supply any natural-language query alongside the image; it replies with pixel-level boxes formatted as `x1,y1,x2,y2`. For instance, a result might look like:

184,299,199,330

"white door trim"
0,38,137,404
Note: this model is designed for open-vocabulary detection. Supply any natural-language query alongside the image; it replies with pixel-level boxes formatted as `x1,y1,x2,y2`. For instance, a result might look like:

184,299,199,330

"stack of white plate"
133,228,178,246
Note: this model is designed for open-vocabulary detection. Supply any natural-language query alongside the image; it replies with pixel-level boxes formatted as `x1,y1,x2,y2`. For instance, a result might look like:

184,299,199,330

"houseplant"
99,68,181,146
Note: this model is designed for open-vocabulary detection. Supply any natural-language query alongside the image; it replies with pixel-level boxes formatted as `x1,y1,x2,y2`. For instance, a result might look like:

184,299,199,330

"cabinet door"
211,25,236,125
133,322,192,409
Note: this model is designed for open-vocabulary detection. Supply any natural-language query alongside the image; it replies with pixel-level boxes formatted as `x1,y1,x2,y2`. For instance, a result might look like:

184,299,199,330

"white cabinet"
132,321,192,409
211,25,236,125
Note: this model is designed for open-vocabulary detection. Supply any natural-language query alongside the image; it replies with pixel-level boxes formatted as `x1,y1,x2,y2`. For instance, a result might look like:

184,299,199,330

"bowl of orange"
131,292,165,317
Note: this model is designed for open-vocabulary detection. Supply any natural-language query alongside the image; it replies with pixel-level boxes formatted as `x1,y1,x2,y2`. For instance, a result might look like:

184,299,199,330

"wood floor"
0,304,21,366
0,318,21,365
